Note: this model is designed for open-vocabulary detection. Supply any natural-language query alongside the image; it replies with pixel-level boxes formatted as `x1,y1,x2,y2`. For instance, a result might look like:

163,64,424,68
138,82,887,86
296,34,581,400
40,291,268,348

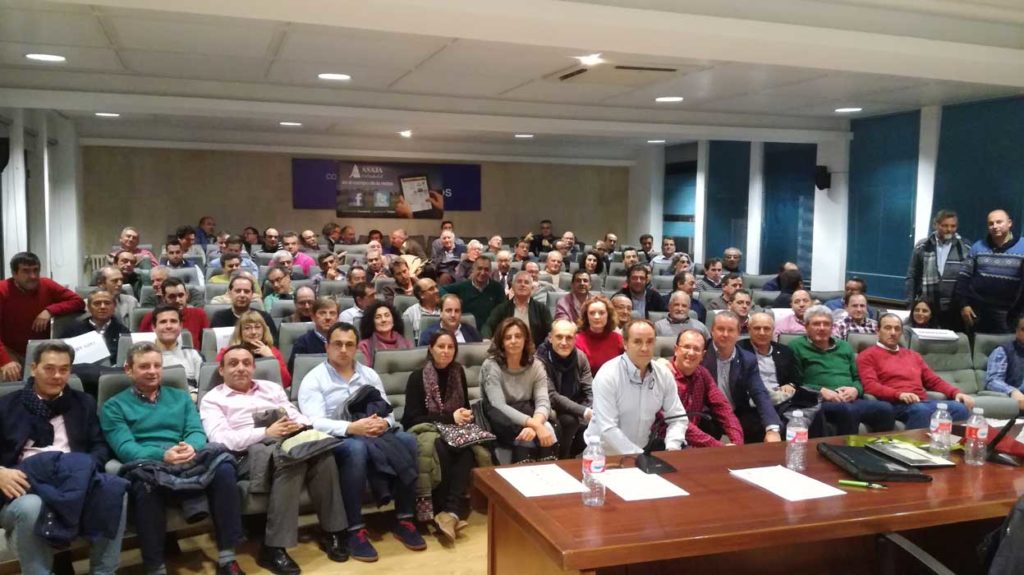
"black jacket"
0,384,110,469
616,287,667,318
288,329,326,374
62,318,131,363
737,340,802,387
700,345,782,429
483,299,553,346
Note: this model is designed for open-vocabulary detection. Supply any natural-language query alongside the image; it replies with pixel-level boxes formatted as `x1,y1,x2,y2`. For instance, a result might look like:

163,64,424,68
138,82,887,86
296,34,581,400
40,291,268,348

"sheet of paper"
130,332,184,346
212,326,235,351
886,309,911,321
495,464,587,497
63,330,110,364
909,328,959,341
400,176,432,212
729,465,846,502
596,467,689,501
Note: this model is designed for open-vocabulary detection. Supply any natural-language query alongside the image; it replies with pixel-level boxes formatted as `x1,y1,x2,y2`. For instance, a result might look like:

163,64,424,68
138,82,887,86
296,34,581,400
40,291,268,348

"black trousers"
555,412,588,459
433,439,475,515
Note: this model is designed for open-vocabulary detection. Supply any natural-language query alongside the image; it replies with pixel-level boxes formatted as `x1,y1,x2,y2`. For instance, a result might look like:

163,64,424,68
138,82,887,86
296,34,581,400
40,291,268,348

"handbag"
435,422,496,448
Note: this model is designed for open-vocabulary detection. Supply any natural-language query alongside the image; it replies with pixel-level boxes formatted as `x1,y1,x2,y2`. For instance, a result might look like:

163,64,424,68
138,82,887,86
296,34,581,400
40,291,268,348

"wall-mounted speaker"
815,165,831,191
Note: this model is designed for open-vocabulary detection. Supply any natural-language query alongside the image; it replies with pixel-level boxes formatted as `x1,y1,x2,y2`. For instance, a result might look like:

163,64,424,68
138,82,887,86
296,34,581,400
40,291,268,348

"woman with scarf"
357,301,412,367
536,319,593,459
402,331,474,541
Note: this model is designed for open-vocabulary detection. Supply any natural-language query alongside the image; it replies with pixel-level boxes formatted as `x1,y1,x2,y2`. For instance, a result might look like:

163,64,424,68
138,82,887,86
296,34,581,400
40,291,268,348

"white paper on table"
63,331,111,364
130,332,184,346
887,309,911,321
729,465,845,502
212,327,235,351
495,464,587,497
596,467,689,501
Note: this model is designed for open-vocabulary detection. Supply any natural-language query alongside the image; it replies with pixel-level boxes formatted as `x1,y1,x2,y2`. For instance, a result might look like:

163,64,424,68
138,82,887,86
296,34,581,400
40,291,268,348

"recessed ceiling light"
317,73,351,81
834,107,863,113
575,53,604,67
398,130,413,138
647,139,666,144
279,121,303,127
94,112,120,118
514,134,534,139
655,96,684,103
25,53,65,63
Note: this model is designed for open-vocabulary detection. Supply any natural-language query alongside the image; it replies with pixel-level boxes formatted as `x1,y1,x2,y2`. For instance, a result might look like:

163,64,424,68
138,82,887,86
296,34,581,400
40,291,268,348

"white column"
913,106,942,242
26,110,48,274
692,140,709,264
626,146,664,248
47,113,83,286
745,142,764,274
2,109,28,271
810,138,851,291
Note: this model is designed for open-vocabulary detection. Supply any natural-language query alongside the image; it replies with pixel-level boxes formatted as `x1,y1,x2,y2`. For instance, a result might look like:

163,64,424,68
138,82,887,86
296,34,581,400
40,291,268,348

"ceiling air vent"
549,63,684,87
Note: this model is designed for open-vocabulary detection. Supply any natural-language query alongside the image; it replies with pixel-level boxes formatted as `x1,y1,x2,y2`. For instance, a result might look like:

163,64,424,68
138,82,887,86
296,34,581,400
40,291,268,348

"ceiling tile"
0,41,123,71
119,51,267,82
266,59,407,90
867,81,1024,107
391,70,527,97
277,24,452,70
500,80,636,103
413,39,577,79
105,13,278,58
0,7,109,47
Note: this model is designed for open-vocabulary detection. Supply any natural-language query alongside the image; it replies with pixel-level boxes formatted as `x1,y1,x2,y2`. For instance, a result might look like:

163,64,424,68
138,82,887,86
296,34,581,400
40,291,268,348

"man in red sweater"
857,314,973,429
665,329,744,447
138,277,209,345
0,252,84,380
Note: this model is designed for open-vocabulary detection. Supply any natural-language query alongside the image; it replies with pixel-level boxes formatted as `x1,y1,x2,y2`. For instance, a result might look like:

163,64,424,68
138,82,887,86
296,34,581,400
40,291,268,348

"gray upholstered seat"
910,332,1019,418
743,274,776,289
278,322,313,364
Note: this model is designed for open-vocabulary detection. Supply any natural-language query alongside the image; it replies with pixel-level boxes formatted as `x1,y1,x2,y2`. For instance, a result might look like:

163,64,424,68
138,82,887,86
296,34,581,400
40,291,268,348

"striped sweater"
955,235,1024,311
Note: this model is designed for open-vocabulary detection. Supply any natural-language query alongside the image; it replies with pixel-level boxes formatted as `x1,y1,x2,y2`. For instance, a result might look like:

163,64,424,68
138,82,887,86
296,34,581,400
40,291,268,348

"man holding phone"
200,345,349,574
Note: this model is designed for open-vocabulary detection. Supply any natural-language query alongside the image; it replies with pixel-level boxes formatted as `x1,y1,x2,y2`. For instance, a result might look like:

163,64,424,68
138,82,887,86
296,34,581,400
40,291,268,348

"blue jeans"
821,399,896,435
893,400,970,430
331,432,418,530
0,493,126,575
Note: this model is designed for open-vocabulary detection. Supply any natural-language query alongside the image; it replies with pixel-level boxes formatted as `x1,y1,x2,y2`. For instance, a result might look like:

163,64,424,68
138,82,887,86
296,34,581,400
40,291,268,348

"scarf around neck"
422,360,465,416
539,341,580,399
20,380,73,447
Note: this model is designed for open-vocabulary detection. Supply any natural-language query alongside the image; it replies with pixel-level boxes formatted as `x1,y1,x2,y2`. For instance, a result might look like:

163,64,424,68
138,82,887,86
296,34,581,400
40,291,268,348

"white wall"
626,146,665,249
810,138,851,291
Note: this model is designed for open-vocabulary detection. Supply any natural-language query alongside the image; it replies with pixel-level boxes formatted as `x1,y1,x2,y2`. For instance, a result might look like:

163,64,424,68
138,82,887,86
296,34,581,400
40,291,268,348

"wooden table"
473,433,1024,575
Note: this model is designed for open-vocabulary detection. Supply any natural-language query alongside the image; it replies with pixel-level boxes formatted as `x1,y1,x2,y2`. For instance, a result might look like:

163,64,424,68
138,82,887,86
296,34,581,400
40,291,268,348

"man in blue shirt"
985,316,1024,411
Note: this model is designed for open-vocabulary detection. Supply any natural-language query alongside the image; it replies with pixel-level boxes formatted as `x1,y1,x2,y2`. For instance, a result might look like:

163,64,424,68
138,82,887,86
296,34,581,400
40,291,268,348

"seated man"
113,249,145,297
524,261,559,298
139,277,210,345
739,312,826,436
299,229,323,254
700,312,782,443
649,237,676,266
610,293,634,332
454,241,485,282
773,289,812,339
290,285,316,323
209,253,243,284
322,222,342,253
100,342,244,575
96,265,138,326
484,271,553,347
727,288,754,335
107,226,158,269
381,258,416,303
383,229,407,256
263,267,295,311
364,249,390,283
722,247,743,274
440,256,505,329
985,316,1024,411
825,277,880,319
175,225,207,263
762,261,799,292
161,239,197,270
560,231,581,258
151,304,204,391
311,251,345,289
298,322,426,561
259,227,283,254
638,234,656,262
697,258,725,291
555,271,592,324
208,235,258,276
543,250,564,278
143,267,203,308
0,252,85,380
418,294,482,345
707,273,743,311
64,288,131,364
402,278,441,343
832,293,878,340
621,247,641,273
770,268,804,308
615,264,666,319
672,271,707,324
270,251,308,282
528,219,557,256
339,282,376,325
210,275,279,344
195,217,217,249
281,232,317,276
431,230,466,283
0,341,127,575
585,319,688,454
511,239,534,266
289,296,339,374
200,346,349,572
858,314,973,429
668,329,744,447
789,305,896,435
655,291,709,339
492,249,516,291
536,320,593,459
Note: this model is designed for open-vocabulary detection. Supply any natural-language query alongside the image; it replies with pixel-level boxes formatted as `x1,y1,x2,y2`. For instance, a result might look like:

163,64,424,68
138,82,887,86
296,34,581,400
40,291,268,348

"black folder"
817,443,932,482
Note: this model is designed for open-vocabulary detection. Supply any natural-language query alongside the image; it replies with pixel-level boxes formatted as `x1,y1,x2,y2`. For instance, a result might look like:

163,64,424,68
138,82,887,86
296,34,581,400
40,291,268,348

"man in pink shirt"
199,346,348,572
857,314,973,429
773,289,812,339
281,232,317,277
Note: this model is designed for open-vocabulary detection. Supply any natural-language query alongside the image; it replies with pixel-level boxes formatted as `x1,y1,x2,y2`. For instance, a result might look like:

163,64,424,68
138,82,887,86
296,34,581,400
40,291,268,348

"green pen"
838,479,887,490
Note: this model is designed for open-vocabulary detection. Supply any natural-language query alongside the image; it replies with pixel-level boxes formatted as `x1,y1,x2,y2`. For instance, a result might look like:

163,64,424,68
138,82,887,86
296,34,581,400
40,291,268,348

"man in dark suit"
287,297,339,374
61,289,131,396
615,264,666,319
418,294,482,346
209,275,279,344
483,272,553,347
700,311,783,443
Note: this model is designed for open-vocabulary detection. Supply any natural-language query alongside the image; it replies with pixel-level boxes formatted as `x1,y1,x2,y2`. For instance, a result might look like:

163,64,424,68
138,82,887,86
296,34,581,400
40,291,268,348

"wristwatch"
766,425,781,433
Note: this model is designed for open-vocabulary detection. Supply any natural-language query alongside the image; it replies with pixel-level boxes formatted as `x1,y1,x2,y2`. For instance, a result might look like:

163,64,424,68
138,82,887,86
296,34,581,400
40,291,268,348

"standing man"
906,210,970,329
585,320,688,454
298,323,426,562
957,209,1024,333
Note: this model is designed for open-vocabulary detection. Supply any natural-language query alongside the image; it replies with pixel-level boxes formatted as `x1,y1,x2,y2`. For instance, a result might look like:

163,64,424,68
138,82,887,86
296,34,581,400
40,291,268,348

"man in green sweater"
788,305,895,436
440,255,505,328
100,342,245,575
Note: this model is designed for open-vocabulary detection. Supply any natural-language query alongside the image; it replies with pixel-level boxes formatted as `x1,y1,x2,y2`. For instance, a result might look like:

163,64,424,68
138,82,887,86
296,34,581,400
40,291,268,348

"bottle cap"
792,410,803,418
972,407,984,415
937,402,948,410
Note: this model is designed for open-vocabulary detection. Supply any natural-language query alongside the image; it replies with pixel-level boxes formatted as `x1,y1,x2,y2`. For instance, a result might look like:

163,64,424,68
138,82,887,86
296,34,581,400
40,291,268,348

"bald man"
956,209,1024,333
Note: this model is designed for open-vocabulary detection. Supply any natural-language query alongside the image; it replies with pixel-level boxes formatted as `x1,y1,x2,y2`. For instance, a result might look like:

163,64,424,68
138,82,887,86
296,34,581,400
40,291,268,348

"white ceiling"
0,0,1022,158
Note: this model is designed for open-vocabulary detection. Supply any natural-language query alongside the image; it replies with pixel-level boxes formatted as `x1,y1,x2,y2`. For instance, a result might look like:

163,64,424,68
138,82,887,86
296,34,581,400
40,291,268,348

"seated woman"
214,310,291,388
582,250,605,276
402,331,478,541
480,317,557,463
358,301,413,367
904,299,938,330
575,295,624,374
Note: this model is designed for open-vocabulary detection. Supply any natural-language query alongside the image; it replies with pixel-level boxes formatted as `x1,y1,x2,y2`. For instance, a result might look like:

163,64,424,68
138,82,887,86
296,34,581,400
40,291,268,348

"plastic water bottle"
929,403,953,458
964,407,988,466
581,437,606,507
785,410,809,472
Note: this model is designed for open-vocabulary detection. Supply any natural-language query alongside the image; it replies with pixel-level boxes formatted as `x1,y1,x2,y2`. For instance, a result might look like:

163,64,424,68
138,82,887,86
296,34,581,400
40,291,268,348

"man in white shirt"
585,319,688,454
402,278,441,343
339,282,376,326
